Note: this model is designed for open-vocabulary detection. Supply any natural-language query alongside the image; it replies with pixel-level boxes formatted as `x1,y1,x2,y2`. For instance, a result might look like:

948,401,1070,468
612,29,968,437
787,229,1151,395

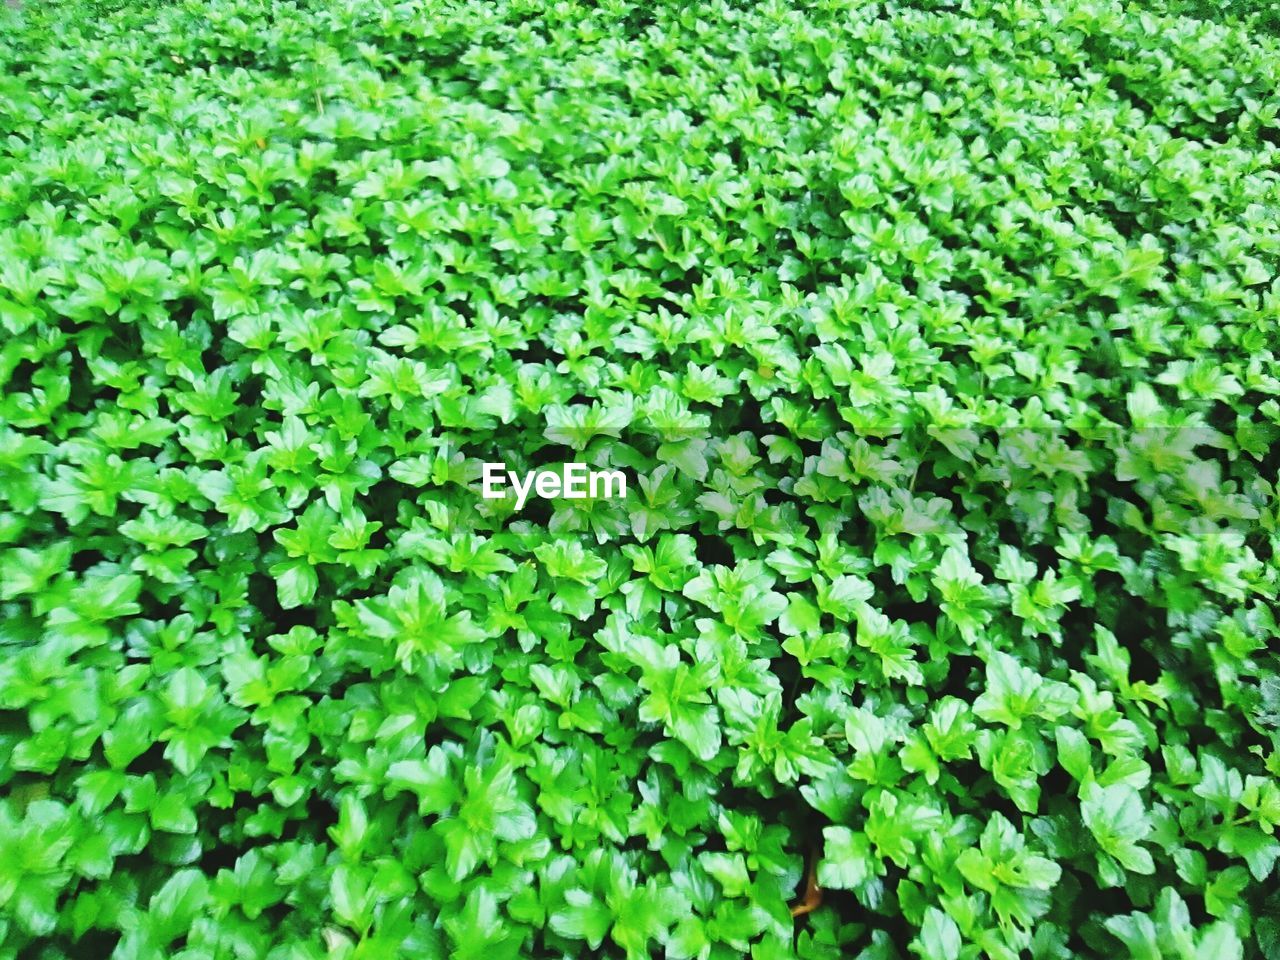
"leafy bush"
1,0,1278,958
1139,0,1280,35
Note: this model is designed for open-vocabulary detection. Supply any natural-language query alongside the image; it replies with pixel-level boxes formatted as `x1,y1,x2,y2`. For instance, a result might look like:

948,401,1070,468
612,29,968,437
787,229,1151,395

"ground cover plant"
1145,0,1280,36
1,0,1279,957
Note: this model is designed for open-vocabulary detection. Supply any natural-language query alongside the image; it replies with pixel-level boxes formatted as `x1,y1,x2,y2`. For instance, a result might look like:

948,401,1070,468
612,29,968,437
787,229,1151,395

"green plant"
1,0,1278,958
1138,0,1280,35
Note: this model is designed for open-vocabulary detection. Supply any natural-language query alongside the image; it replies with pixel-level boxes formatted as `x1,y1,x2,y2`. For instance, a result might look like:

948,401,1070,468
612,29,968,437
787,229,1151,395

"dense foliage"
1,0,1279,957
1144,0,1280,36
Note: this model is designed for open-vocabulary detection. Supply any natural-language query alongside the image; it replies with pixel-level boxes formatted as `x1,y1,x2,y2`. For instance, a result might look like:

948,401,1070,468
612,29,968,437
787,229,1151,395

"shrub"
1140,0,1280,35
1,0,1278,958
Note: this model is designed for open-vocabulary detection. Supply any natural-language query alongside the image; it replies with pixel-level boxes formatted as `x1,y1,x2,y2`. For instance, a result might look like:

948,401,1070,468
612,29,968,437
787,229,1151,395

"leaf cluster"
0,0,1278,958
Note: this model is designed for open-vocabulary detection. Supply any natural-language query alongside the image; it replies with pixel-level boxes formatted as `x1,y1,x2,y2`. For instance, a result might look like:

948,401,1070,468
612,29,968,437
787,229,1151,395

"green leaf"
911,908,962,960
274,560,319,609
818,826,875,890
1082,782,1156,876
550,888,612,948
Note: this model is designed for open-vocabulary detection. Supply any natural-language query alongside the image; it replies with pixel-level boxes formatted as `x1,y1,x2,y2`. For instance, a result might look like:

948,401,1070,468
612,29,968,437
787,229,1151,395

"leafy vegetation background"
1,0,1278,958
1146,0,1280,36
